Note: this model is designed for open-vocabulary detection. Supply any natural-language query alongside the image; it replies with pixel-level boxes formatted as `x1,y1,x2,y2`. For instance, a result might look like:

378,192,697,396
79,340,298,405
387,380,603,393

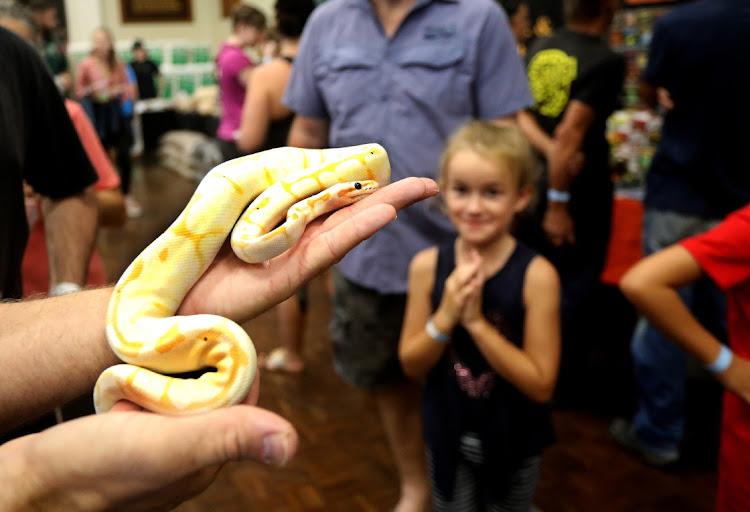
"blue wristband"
706,345,733,374
426,317,450,343
547,188,571,202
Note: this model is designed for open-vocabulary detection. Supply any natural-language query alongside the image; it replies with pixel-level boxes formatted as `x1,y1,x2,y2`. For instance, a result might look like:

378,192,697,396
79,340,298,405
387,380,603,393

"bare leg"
375,379,431,512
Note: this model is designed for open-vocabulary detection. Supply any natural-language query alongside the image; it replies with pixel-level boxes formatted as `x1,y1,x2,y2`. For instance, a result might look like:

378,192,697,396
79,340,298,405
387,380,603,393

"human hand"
435,248,483,330
718,354,750,406
0,377,297,512
179,177,438,324
543,202,575,247
459,250,485,329
656,87,674,113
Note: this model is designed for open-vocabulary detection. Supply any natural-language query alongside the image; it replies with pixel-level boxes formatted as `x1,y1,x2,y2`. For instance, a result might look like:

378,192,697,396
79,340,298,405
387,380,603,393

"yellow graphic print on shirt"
528,49,577,118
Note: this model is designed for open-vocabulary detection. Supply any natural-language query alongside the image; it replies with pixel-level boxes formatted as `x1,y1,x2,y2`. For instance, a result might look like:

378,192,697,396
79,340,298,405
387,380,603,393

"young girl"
399,121,561,511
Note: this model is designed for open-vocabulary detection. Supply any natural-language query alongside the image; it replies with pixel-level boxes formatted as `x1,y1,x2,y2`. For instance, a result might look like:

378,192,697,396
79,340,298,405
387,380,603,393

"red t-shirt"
682,203,750,512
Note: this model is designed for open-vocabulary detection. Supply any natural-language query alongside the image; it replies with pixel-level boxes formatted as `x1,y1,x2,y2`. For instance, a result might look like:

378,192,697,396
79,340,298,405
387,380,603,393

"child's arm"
620,245,750,404
399,248,449,380
462,256,561,403
620,245,717,362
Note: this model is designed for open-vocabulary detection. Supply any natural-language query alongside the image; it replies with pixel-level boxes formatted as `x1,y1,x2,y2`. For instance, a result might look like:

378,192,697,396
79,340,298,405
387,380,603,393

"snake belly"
94,143,390,415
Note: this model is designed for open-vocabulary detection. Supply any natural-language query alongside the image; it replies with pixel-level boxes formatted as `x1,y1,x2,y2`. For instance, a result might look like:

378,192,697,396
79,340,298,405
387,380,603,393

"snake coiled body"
94,144,390,414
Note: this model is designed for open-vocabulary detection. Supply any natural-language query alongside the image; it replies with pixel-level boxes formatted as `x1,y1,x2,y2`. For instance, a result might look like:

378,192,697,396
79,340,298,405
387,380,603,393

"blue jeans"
630,209,725,455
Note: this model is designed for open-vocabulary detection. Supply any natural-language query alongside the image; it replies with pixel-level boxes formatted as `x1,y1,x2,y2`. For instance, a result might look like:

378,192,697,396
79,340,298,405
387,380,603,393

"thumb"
170,405,298,469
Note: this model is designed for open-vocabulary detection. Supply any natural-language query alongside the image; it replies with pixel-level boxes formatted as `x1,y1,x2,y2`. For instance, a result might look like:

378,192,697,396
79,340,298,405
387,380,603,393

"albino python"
94,144,390,414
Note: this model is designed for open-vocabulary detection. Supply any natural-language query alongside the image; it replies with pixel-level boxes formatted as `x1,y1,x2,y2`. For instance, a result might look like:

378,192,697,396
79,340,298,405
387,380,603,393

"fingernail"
263,432,291,467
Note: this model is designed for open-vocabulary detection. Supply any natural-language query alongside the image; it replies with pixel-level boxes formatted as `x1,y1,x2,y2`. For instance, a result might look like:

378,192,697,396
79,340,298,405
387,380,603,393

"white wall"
64,0,274,50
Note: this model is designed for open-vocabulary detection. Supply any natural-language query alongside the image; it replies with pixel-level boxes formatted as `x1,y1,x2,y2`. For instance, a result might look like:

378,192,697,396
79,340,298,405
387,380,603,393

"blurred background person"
216,3,266,161
75,26,140,218
129,39,159,100
29,0,71,95
517,0,625,405
237,0,317,374
499,0,532,56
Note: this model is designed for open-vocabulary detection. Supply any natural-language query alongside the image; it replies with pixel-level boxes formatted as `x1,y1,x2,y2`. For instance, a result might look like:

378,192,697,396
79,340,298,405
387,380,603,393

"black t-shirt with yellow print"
526,28,625,185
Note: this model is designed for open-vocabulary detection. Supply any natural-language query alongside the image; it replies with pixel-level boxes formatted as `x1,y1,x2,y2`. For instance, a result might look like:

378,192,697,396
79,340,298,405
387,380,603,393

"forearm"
398,330,448,380
547,135,578,191
465,318,555,403
42,187,99,287
286,116,328,149
622,282,722,365
237,123,266,154
518,111,554,157
0,287,118,433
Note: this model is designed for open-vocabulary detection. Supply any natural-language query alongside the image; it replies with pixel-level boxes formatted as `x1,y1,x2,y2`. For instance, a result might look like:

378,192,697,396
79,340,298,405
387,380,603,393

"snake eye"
355,182,362,190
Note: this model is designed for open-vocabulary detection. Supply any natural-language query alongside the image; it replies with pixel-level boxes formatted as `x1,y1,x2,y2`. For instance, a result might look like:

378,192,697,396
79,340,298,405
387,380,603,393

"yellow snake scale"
94,144,390,414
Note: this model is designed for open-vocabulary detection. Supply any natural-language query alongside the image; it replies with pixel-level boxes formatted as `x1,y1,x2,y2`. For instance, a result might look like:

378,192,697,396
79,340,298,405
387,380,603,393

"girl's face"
238,24,264,47
92,30,112,57
443,149,530,247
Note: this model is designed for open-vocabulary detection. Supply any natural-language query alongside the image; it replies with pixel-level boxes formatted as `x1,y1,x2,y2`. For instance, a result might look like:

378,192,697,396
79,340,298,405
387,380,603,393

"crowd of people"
1,0,750,510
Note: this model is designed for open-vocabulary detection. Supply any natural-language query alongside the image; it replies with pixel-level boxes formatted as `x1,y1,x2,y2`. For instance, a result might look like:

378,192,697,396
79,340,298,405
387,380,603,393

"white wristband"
706,345,733,375
547,188,571,203
426,317,450,343
49,282,82,297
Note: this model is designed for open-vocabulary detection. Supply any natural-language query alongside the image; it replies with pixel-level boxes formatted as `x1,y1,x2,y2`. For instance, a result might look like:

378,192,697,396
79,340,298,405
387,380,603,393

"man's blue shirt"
284,0,533,293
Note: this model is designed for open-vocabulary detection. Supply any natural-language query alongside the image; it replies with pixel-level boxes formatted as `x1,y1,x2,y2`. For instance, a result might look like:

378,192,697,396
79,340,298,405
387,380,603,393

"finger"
319,177,437,234
302,203,398,274
174,405,299,468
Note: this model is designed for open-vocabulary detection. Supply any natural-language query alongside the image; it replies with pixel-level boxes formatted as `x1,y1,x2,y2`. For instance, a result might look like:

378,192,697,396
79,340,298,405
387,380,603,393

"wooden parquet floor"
93,159,720,512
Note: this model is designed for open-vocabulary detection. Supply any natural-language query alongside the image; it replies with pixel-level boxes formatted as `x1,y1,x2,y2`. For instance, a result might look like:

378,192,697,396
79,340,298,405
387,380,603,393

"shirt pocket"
392,41,473,115
315,45,378,121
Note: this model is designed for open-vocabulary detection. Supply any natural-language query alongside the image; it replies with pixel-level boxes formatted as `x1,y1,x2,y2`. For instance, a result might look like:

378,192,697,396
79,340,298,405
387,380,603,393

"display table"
600,193,644,286
137,98,219,153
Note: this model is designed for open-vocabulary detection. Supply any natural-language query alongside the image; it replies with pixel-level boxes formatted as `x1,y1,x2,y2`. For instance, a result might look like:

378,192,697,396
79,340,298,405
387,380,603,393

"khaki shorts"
329,269,407,390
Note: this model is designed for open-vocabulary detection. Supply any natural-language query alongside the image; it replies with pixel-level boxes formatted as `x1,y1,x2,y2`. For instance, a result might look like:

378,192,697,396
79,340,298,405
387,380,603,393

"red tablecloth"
600,196,644,286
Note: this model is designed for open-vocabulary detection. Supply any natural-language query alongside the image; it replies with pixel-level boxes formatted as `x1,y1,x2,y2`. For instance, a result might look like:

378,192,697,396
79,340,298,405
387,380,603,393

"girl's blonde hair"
439,120,539,195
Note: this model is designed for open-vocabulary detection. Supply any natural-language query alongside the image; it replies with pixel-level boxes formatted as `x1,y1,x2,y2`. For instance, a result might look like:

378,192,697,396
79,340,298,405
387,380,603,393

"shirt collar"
345,0,458,8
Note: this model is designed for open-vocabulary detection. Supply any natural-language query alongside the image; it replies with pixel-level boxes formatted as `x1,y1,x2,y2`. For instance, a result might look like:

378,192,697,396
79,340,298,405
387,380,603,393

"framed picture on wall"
121,0,193,23
624,0,679,5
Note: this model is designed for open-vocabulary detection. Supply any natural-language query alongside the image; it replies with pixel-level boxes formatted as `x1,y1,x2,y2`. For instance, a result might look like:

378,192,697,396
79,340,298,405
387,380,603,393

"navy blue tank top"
424,238,555,500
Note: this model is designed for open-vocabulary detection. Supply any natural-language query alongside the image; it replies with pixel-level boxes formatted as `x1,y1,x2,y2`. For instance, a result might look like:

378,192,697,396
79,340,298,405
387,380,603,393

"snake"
93,143,390,415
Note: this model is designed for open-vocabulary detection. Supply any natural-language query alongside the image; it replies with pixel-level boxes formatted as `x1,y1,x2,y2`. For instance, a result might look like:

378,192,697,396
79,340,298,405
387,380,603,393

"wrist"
706,344,733,375
426,316,451,343
49,282,82,297
462,315,490,337
547,188,571,204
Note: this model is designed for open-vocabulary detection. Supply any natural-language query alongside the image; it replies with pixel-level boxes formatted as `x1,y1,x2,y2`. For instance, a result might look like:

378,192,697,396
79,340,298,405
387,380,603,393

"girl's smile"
443,149,530,249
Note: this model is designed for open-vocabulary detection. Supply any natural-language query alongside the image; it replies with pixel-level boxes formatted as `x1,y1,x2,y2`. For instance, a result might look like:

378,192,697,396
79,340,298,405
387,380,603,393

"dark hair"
275,0,315,38
232,4,267,30
132,39,143,51
28,0,55,12
92,26,117,71
498,0,525,18
564,0,616,23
